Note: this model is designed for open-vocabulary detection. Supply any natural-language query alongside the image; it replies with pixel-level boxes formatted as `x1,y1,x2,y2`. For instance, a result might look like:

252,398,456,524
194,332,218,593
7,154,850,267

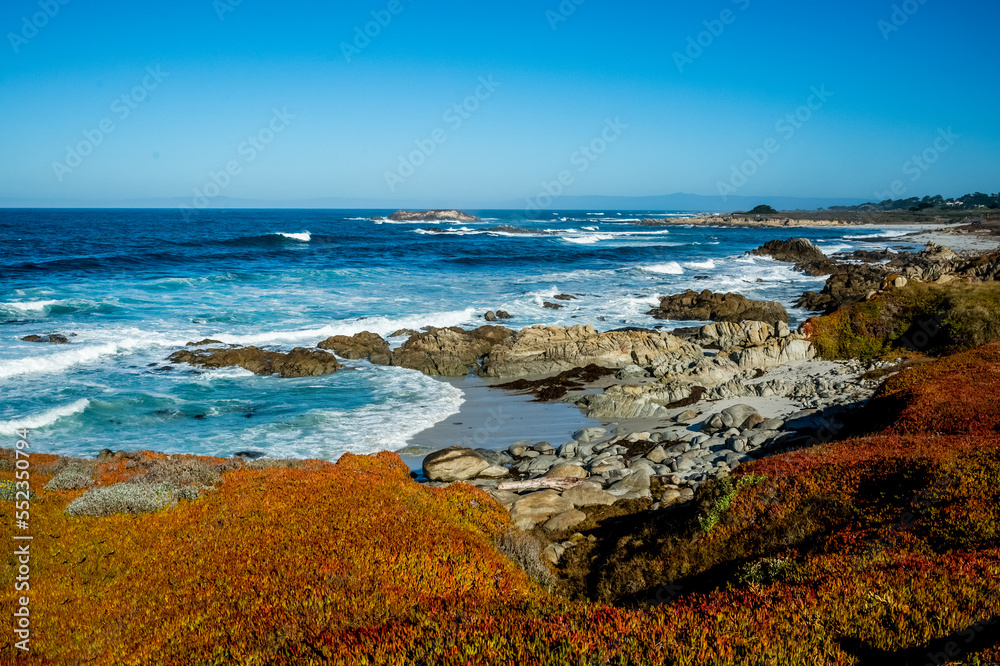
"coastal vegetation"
5,339,1000,664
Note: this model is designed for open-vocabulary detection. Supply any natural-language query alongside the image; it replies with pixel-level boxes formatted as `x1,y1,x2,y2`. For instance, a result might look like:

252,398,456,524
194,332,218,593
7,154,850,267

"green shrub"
0,479,35,502
811,282,1000,360
65,483,200,517
700,474,767,532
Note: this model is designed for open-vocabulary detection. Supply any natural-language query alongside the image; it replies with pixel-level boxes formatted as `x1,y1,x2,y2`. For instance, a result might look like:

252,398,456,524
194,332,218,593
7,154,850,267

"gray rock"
646,445,667,464
532,441,555,454
542,509,587,533
563,482,617,507
589,457,625,474
615,364,647,380
606,469,652,500
510,490,575,530
556,440,578,457
702,404,761,435
545,463,589,479
573,427,608,443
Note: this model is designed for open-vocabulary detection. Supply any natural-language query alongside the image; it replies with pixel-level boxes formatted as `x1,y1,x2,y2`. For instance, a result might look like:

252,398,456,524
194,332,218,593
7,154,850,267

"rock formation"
386,210,480,222
167,346,343,378
647,290,789,324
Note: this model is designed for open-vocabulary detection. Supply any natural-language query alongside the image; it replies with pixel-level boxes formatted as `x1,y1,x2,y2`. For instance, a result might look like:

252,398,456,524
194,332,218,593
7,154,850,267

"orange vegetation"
3,345,1000,664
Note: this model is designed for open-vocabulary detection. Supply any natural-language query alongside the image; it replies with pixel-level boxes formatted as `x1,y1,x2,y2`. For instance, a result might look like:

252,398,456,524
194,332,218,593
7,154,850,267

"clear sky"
0,0,997,207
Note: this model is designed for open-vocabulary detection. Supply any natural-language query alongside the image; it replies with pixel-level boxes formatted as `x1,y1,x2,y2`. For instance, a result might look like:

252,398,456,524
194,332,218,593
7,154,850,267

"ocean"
0,209,921,460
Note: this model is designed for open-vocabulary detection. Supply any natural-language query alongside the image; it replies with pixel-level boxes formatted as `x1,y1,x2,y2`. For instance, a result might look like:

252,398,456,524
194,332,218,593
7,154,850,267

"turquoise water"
0,209,921,459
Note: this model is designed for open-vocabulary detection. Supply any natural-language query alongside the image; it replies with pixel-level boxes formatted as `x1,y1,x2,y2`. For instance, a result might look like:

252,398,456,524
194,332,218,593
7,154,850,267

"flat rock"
168,346,343,378
545,463,589,479
562,482,617,507
510,490,575,530
542,509,587,533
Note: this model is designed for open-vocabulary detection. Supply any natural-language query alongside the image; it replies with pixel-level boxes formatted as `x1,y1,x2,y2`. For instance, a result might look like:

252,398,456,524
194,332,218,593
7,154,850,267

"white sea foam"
0,343,120,379
843,230,913,240
235,368,465,458
638,262,684,275
215,308,479,346
683,259,717,269
0,299,62,312
0,399,90,435
275,232,311,242
582,226,599,231
562,234,614,245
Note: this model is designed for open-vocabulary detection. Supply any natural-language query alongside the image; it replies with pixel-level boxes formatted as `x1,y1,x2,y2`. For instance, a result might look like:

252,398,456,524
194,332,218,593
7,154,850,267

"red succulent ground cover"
3,344,1000,664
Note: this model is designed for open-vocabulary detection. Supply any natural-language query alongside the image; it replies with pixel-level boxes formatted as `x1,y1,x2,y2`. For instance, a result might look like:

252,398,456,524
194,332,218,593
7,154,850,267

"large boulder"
562,482,617,507
723,338,816,371
541,509,587,533
480,324,703,378
317,332,391,363
751,238,832,275
391,326,513,376
509,490,575,530
22,334,70,344
702,404,761,435
672,320,781,350
605,469,652,500
647,290,789,324
422,446,491,482
167,346,343,378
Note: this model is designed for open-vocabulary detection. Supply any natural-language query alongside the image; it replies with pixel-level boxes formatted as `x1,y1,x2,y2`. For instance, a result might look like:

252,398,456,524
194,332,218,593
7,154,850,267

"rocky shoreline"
132,232,996,566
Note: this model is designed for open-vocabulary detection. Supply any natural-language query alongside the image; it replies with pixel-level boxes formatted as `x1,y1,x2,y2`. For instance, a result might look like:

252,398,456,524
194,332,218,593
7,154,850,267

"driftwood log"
497,478,581,492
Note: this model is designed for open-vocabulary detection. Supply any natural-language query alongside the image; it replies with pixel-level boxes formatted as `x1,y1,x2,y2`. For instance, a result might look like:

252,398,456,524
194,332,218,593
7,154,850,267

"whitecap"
275,232,311,242
683,259,717,270
0,299,62,312
0,399,90,435
638,262,684,275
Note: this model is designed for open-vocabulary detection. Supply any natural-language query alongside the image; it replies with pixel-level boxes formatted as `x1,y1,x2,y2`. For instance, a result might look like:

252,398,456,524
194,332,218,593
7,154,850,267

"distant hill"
0,192,869,212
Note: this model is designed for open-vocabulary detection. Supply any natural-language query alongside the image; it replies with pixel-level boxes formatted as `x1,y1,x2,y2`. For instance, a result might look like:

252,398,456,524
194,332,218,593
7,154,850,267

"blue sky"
0,0,997,207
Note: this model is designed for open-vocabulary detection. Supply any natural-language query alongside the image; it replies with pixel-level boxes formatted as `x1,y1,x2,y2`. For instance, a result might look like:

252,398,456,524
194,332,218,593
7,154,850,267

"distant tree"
748,204,778,215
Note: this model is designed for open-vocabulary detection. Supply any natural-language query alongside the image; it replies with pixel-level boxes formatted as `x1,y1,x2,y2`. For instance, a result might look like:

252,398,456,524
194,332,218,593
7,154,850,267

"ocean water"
0,209,923,460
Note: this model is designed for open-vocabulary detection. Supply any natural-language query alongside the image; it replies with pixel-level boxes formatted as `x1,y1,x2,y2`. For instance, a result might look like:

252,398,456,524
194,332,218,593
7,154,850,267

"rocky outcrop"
752,238,827,264
796,243,985,314
647,290,789,324
750,238,835,275
422,446,491,482
672,321,789,350
167,346,343,378
318,332,391,363
722,337,816,371
22,334,69,344
391,326,513,376
480,325,704,378
387,210,480,222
